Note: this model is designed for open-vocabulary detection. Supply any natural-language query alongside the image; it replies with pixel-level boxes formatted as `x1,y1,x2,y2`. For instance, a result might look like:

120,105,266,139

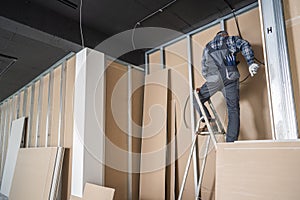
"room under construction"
0,0,299,199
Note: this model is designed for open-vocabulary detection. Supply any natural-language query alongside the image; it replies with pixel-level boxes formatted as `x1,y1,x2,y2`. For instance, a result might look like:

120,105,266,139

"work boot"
196,119,218,134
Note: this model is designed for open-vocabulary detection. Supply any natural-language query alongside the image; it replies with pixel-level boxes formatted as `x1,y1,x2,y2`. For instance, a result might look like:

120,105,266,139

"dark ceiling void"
0,0,257,101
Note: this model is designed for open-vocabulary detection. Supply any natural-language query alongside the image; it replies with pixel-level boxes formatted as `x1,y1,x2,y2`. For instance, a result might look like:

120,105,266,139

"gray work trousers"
195,78,240,142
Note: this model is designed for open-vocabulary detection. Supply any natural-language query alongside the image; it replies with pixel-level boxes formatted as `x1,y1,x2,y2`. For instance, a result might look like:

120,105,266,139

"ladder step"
196,131,225,135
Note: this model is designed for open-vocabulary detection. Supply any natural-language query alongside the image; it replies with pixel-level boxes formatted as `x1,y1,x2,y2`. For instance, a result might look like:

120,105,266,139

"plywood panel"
50,66,62,146
105,62,128,200
149,50,162,74
226,8,271,140
139,69,168,200
216,141,300,200
39,74,50,147
283,0,300,138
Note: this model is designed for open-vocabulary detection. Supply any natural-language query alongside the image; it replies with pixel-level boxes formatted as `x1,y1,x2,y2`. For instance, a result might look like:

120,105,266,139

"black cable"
0,60,17,80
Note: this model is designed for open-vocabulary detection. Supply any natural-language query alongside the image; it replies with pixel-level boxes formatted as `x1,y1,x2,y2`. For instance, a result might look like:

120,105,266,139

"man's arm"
234,36,254,65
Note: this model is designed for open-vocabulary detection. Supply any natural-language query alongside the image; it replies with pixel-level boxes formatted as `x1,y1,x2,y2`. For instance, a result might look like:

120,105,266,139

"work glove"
249,63,259,77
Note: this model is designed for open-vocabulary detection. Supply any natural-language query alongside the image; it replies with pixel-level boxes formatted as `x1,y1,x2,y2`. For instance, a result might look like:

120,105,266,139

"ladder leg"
178,134,198,200
195,135,211,200
193,90,218,149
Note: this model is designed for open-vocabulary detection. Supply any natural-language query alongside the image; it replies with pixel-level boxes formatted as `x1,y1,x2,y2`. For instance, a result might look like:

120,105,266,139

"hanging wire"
223,0,265,84
79,0,85,48
0,60,17,80
131,0,177,49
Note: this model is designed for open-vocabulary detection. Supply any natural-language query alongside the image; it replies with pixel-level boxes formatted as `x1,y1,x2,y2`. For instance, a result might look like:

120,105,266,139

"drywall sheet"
72,48,105,197
62,56,76,200
39,74,50,147
216,141,300,200
131,68,144,200
0,117,26,197
139,69,168,200
70,183,115,200
148,50,162,74
83,183,115,200
284,0,300,138
50,66,62,146
226,8,272,139
165,38,195,199
9,147,63,200
105,62,128,200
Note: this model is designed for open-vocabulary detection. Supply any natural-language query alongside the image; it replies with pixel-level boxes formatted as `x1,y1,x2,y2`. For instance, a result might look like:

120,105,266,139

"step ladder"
178,90,226,200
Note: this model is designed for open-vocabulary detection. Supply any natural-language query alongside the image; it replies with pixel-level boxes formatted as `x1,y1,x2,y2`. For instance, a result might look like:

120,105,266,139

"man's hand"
249,63,259,77
196,88,200,93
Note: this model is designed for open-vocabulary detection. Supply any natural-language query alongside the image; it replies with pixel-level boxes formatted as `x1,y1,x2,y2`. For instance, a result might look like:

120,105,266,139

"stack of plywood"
70,183,115,200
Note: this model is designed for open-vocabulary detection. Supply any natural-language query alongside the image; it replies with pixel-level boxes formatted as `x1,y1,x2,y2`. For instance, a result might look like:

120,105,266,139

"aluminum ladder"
178,90,225,200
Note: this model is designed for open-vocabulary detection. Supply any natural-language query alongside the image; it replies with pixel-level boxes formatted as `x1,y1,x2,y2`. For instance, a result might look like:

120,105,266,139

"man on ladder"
195,30,259,142
178,31,260,200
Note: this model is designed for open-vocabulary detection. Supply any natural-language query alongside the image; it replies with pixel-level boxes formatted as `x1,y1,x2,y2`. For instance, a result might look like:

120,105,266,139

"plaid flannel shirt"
202,34,255,66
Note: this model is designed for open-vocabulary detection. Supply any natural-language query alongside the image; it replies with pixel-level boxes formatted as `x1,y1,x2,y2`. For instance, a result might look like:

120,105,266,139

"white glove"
249,63,259,77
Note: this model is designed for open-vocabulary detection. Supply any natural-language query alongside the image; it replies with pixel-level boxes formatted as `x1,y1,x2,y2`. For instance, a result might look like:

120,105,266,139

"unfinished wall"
283,0,300,137
0,54,76,199
146,6,272,200
105,60,144,200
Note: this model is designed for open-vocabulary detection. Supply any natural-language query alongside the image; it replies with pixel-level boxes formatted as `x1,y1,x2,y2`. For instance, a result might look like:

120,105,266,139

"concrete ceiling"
0,0,257,101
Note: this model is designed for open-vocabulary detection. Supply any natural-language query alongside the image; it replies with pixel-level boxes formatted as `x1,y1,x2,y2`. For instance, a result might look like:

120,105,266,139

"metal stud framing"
35,79,43,147
58,62,67,147
45,71,54,147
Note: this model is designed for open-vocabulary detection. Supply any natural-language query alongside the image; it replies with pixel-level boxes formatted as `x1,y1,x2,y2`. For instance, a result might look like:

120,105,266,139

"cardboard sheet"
0,117,26,197
216,141,300,200
9,147,64,200
139,69,168,199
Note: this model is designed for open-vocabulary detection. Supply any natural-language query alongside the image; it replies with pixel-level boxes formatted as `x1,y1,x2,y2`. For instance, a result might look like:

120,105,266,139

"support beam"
259,0,298,139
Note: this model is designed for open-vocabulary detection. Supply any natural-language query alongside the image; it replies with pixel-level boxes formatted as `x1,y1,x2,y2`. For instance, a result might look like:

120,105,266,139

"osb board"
216,141,300,200
148,50,162,74
39,74,50,147
284,0,300,138
9,147,59,200
131,69,144,200
226,8,272,140
140,69,168,200
50,66,62,146
30,81,40,147
105,62,128,200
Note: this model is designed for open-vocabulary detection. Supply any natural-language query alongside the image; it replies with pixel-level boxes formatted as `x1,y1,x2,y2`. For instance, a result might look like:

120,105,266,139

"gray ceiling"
0,0,257,101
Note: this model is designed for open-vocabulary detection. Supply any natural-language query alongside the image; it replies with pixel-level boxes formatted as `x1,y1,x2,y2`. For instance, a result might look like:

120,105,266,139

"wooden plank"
39,74,50,147
30,81,40,147
149,50,162,74
139,69,168,200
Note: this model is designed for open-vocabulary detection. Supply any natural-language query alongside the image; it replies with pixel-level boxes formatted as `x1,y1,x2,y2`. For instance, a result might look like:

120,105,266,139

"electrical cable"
223,0,265,84
131,0,177,49
79,0,85,49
